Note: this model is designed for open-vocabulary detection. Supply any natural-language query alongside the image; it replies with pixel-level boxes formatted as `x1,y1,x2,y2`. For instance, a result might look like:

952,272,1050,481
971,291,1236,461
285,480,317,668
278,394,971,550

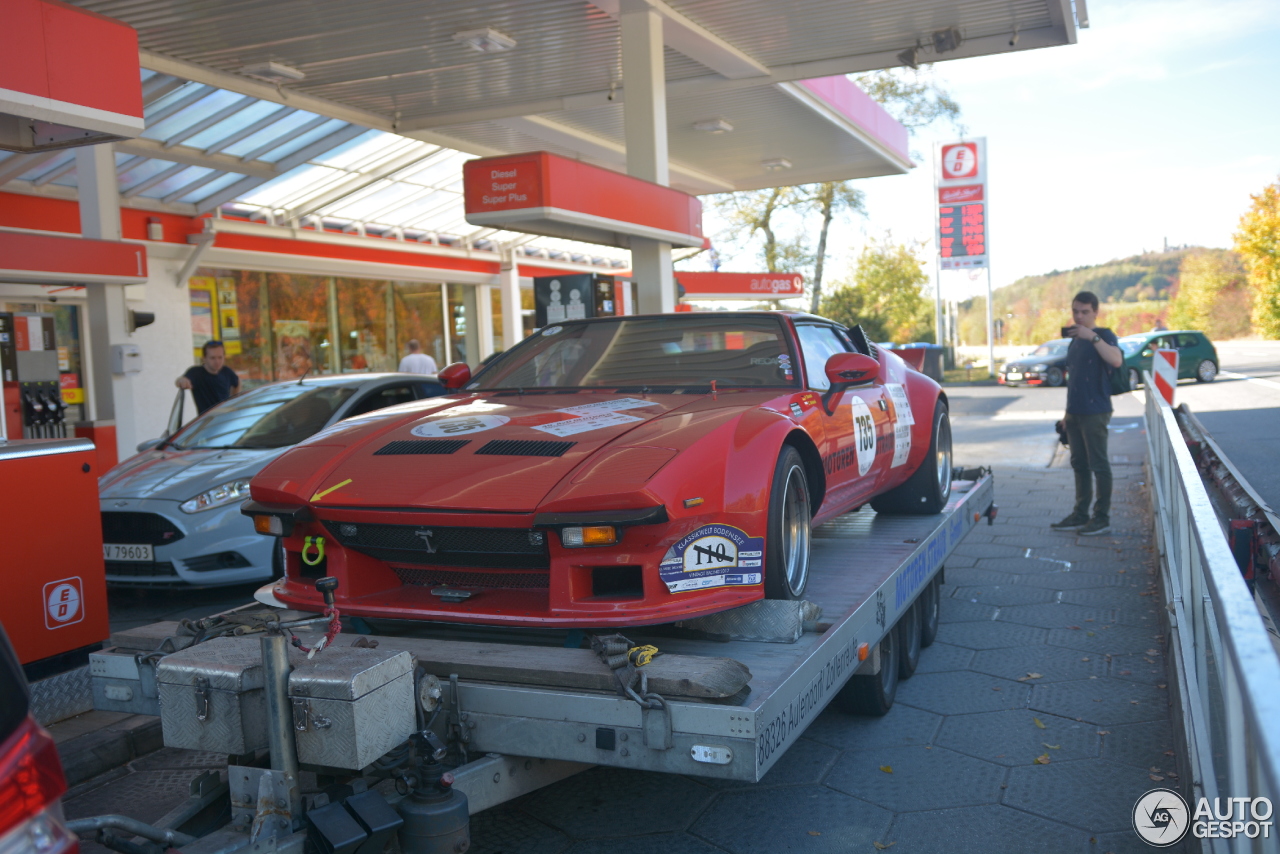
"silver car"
99,373,445,587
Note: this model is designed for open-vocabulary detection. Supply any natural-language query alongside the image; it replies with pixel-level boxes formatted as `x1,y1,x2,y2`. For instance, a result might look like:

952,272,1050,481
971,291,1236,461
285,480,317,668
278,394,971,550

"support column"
78,144,134,460
620,0,675,314
462,285,494,366
499,249,522,351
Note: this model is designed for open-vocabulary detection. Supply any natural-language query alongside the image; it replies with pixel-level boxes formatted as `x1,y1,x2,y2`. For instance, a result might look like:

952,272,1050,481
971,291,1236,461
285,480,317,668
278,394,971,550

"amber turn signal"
253,514,284,536
560,526,618,547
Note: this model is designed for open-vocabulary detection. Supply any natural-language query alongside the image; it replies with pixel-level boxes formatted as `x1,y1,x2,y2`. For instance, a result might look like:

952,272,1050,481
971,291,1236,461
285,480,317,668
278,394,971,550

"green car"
1117,330,1219,388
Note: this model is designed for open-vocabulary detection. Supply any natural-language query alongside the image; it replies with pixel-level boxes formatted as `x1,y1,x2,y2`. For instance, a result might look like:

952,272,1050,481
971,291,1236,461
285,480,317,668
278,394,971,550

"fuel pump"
2,313,66,439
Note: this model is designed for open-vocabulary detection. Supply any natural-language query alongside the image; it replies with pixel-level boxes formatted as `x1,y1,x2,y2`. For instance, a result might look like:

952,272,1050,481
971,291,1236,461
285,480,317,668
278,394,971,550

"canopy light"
932,26,963,53
692,118,734,134
453,28,518,53
239,61,306,82
761,158,792,171
897,47,919,69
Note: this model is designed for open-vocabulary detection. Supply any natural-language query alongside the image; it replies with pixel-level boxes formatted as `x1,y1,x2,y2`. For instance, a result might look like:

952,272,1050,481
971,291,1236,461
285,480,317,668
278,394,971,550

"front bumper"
99,497,276,587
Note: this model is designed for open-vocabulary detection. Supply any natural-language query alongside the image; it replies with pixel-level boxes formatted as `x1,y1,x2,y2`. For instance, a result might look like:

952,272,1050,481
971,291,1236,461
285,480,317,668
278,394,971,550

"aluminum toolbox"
288,647,414,770
156,636,275,755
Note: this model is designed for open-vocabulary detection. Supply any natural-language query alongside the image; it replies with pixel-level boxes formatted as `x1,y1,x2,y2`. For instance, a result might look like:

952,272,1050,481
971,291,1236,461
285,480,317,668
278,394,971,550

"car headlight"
180,479,252,514
1033,364,1048,372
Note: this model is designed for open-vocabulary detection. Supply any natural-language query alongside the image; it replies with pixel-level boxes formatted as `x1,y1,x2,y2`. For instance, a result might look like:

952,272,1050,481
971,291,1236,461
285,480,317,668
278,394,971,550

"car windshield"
169,384,357,450
473,316,798,390
1118,337,1146,354
1032,340,1069,357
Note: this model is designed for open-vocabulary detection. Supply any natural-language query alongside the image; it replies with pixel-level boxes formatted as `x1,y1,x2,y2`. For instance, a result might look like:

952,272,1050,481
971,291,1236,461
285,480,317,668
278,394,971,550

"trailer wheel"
764,445,812,600
920,574,941,648
870,401,952,515
834,626,899,716
898,599,922,679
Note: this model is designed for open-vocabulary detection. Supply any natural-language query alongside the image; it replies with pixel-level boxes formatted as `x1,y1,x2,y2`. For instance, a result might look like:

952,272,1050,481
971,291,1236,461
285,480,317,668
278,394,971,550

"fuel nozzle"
315,576,338,607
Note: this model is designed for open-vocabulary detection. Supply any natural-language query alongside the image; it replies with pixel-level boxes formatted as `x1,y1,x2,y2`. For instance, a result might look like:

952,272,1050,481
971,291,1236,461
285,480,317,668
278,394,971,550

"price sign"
936,137,988,270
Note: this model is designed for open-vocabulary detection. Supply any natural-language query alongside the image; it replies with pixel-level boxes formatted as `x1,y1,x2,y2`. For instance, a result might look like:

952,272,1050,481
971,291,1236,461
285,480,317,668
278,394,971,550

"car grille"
183,552,252,573
101,511,184,546
106,561,178,578
374,439,470,456
475,439,575,457
324,521,549,569
393,567,550,589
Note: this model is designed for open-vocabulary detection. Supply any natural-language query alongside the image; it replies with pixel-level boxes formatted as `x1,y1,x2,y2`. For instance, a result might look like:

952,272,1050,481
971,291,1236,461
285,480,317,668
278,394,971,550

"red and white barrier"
1152,348,1179,405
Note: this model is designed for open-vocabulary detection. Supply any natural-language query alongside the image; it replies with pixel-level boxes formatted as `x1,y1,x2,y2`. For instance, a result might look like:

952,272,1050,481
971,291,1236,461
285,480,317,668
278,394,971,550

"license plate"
1006,372,1023,381
104,544,154,562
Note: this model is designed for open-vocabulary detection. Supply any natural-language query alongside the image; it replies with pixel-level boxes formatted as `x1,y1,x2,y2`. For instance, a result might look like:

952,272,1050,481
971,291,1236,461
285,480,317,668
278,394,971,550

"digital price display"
938,203,986,268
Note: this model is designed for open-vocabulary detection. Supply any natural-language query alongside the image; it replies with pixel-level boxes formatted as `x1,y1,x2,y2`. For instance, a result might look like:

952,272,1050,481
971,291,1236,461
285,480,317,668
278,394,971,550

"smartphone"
1061,326,1073,338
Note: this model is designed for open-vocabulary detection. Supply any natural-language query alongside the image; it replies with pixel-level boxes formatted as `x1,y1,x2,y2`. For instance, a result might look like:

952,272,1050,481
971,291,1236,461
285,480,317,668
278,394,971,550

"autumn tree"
820,237,934,343
1235,178,1280,338
1167,250,1252,340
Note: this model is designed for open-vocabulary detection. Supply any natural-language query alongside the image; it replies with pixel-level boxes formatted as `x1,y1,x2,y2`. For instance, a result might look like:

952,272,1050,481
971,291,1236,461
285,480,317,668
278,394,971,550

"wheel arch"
783,430,826,516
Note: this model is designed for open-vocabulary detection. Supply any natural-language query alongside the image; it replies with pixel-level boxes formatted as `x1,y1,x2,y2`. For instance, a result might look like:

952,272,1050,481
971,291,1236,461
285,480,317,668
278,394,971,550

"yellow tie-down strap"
627,644,659,667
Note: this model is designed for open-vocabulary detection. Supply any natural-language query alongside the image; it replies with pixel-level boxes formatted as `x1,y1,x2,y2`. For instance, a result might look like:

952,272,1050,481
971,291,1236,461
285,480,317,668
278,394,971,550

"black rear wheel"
834,626,899,716
897,599,922,679
1045,367,1064,387
920,574,941,647
764,445,812,600
871,400,952,515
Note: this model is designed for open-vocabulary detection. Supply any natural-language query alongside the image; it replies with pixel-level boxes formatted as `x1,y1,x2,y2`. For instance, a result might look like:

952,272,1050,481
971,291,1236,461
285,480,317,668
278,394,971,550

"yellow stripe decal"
311,478,353,502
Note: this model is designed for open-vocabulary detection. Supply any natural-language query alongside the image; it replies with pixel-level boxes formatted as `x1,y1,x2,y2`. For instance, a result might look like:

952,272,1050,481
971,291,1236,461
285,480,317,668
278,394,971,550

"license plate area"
1006,372,1023,381
105,544,154,562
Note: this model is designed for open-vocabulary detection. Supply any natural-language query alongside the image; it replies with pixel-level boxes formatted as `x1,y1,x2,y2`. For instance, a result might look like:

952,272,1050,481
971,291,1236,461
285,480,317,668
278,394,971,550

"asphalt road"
1165,340,1280,517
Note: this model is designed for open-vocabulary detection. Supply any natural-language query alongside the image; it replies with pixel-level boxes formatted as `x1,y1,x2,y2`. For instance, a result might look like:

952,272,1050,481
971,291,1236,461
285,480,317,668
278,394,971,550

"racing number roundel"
411,414,509,438
850,398,876,476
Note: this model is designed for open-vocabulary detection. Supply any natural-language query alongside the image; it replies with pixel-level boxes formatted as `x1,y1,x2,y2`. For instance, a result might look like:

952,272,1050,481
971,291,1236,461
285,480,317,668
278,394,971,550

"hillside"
957,248,1197,345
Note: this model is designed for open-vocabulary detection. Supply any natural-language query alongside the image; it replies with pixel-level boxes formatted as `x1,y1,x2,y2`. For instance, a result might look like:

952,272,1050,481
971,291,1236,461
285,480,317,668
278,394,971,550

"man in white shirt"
398,339,438,375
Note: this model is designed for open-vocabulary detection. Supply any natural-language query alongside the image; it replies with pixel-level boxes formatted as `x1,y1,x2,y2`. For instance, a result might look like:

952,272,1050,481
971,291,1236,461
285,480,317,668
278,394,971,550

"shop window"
336,278,392,372
446,285,467,365
268,273,333,379
392,283,447,368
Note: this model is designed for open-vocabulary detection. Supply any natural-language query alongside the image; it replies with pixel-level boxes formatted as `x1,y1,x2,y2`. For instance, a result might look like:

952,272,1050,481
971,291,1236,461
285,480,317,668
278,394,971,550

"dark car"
998,339,1070,387
1117,330,1219,388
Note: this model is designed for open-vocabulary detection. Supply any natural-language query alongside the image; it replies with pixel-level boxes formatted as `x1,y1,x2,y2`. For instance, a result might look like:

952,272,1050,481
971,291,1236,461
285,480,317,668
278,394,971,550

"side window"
795,325,851,392
416,382,447,399
346,385,416,418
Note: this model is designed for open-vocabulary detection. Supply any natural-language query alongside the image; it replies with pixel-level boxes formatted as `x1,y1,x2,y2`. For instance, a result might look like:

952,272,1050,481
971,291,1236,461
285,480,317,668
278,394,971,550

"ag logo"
44,577,84,629
1133,788,1189,846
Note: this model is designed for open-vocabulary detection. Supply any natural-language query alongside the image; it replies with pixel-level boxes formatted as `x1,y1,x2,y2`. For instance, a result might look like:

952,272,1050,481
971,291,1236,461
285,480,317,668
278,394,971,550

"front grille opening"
106,561,178,578
591,566,644,599
101,512,184,546
393,567,550,590
183,551,250,573
476,439,575,457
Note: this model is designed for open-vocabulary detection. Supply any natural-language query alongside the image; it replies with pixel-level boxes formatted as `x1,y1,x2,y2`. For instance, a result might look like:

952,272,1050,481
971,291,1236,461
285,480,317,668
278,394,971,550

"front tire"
1045,367,1064,387
1129,367,1142,389
764,445,812,601
871,400,952,515
835,627,899,716
1196,359,1217,383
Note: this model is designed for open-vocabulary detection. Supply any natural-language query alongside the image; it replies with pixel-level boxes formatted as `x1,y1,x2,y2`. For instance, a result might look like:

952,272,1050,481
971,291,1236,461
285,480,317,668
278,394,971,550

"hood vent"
375,439,471,456
476,439,576,457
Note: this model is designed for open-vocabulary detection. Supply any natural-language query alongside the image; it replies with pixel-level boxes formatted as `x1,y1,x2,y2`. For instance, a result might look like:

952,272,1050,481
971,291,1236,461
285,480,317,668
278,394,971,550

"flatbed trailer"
90,473,995,826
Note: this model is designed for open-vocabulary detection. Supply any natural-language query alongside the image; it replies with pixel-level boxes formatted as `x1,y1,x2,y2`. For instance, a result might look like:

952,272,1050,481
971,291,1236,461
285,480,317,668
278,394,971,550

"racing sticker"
849,397,876,476
885,384,914,468
892,422,912,468
659,525,764,593
885,384,914,425
555,397,657,416
411,414,509,438
532,411,644,437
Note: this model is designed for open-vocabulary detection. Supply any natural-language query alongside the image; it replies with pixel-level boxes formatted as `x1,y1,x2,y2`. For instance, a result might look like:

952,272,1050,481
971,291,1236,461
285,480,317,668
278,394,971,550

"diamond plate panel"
674,599,821,643
293,672,414,770
30,666,93,726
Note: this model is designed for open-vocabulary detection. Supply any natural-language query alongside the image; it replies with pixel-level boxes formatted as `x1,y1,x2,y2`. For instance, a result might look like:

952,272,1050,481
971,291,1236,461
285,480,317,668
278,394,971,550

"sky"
696,0,1280,304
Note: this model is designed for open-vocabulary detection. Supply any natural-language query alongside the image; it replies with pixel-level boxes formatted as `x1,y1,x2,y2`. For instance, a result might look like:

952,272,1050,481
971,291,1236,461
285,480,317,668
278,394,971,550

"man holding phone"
1051,291,1124,536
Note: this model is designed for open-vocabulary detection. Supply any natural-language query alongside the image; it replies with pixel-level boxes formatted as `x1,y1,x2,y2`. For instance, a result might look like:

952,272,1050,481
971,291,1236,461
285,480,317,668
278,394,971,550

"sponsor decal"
790,403,804,418
531,410,644,436
659,524,764,593
44,578,84,629
555,397,657,416
886,384,915,468
885,384,915,425
892,423,912,468
411,414,510,437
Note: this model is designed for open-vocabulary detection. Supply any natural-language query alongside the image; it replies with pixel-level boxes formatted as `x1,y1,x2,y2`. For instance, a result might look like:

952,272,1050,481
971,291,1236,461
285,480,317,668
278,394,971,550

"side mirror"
824,352,880,388
438,362,472,390
136,437,165,453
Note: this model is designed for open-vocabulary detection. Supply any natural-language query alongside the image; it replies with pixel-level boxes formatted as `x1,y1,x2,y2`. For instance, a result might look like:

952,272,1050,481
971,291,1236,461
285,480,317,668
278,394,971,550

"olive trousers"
1063,412,1111,522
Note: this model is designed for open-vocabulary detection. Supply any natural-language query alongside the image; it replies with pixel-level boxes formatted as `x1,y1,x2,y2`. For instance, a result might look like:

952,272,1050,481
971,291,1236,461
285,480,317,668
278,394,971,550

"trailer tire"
870,401,952,515
898,599,922,679
764,445,812,601
834,626,899,716
920,574,941,648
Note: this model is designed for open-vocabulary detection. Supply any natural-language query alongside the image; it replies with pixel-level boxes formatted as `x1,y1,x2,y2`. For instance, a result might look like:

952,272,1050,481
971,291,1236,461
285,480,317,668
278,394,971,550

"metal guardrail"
1145,374,1280,852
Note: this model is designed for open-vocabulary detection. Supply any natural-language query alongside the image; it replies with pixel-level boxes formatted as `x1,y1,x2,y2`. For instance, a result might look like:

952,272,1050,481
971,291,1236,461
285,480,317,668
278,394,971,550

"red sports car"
244,312,952,627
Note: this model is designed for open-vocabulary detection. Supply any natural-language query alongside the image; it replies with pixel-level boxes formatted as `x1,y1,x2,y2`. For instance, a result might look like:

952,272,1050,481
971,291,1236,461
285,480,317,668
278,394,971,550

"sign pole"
985,266,994,378
934,254,943,348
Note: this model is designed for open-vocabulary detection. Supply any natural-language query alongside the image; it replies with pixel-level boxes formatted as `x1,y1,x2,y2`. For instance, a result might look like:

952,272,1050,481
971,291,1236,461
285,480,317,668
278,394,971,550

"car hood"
100,446,287,502
254,391,758,513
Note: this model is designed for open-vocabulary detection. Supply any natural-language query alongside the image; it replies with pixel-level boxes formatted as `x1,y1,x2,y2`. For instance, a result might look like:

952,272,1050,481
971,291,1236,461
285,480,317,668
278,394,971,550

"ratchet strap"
590,633,665,709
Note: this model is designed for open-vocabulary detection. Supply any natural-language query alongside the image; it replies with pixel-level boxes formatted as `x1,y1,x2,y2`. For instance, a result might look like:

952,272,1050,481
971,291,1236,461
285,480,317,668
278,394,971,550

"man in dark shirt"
1051,291,1124,536
176,340,240,414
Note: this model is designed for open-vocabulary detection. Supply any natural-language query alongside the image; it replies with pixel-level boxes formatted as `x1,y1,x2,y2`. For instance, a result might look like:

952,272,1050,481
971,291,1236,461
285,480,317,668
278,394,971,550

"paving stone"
1018,571,1128,590
824,745,1006,812
1047,625,1164,654
940,567,1022,587
564,834,725,854
1108,652,1167,684
942,553,979,568
1030,678,1168,726
939,597,999,622
969,645,1110,684
996,603,1120,629
935,621,1047,650
523,768,713,837
915,641,975,673
1100,720,1178,770
936,709,1100,766
951,585,1057,607
896,670,1031,715
1091,828,1191,854
694,737,837,789
1059,588,1159,609
690,786,892,854
803,703,941,752
952,543,1031,560
1004,759,1156,833
886,804,1090,854
471,804,571,854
